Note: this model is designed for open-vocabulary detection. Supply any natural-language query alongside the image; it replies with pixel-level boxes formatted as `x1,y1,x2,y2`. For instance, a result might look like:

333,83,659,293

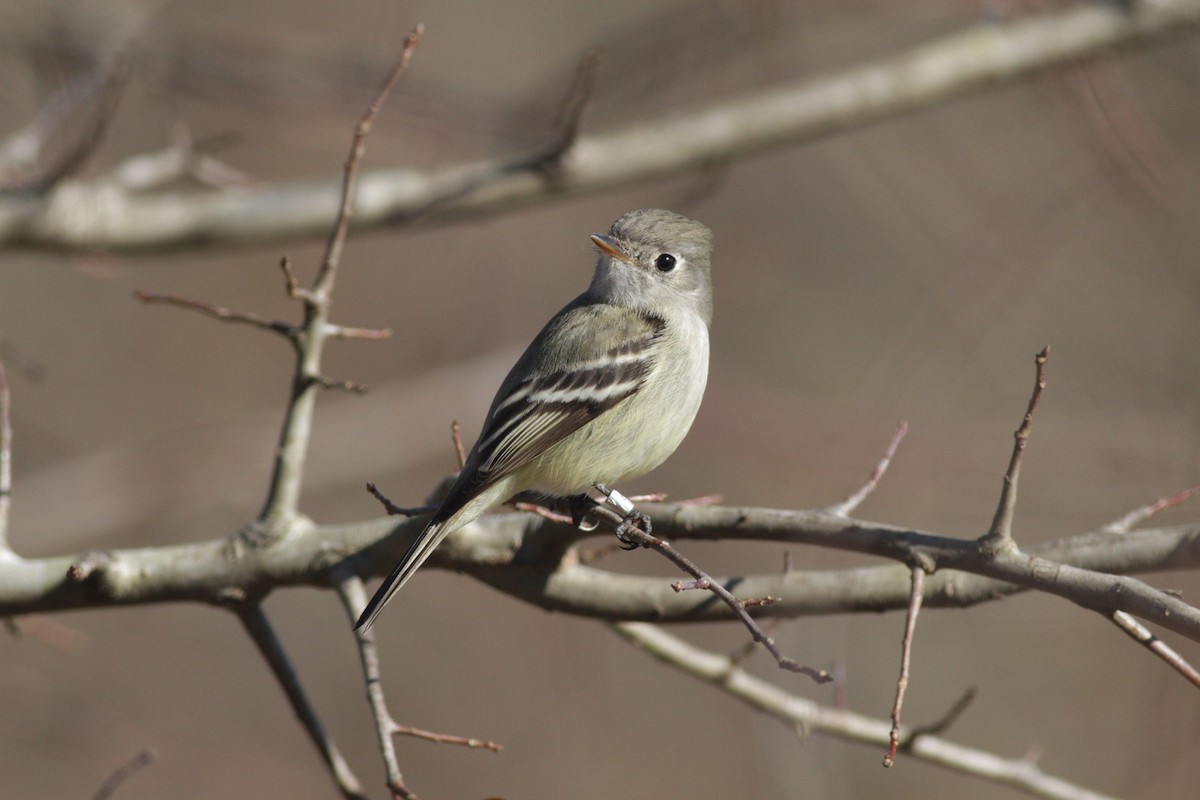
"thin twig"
12,2,1199,252
367,482,435,517
315,25,424,294
392,723,503,752
979,347,1049,555
316,376,370,394
91,748,156,800
589,495,829,683
450,419,466,470
884,565,926,767
1101,483,1200,534
335,574,501,800
133,290,295,338
0,56,128,194
334,574,416,799
279,256,305,299
324,323,393,340
827,422,908,516
1107,610,1200,690
257,24,423,527
234,602,367,800
613,622,1119,800
902,687,977,744
511,500,574,525
729,550,795,667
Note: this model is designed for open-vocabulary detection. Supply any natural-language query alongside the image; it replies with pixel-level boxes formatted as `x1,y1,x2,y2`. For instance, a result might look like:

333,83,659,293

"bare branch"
1107,609,1200,690
4,508,1200,636
826,422,907,516
0,56,128,194
7,2,1200,250
324,323,393,341
335,574,500,800
510,500,574,525
234,602,367,800
257,25,423,528
367,481,436,517
279,256,305,299
884,565,926,767
109,126,250,192
315,24,424,295
133,289,296,339
1101,483,1200,534
613,623,1120,800
334,575,416,799
589,489,830,683
979,347,1049,556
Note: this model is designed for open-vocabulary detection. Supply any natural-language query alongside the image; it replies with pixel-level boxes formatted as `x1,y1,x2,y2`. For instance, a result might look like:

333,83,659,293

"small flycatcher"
357,208,713,629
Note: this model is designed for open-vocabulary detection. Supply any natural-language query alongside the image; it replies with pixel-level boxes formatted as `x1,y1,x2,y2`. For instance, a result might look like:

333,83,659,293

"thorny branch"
336,573,500,800
588,489,830,683
613,622,1120,800
135,27,429,800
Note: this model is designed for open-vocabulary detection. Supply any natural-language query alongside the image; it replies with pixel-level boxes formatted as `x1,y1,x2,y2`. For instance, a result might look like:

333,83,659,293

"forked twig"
336,574,500,800
335,575,415,799
589,491,829,683
613,622,1118,800
234,602,366,800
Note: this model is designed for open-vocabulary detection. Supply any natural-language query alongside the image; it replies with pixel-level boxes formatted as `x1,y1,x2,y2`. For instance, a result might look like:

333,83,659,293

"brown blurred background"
2,1,1199,798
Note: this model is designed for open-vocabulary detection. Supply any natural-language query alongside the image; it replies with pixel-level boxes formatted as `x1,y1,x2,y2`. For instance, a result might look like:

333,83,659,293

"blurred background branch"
2,0,1199,251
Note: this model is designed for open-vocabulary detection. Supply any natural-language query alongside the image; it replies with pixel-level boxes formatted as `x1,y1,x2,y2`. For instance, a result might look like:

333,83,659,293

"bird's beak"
590,233,635,266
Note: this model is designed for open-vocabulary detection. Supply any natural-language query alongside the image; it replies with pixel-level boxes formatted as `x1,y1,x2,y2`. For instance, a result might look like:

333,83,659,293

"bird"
356,208,713,630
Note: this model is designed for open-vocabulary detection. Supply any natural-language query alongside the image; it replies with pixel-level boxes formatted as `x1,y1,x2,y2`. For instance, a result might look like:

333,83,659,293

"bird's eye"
654,253,677,272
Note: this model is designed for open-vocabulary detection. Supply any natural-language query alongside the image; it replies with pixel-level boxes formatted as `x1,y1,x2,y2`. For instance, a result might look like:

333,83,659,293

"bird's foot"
592,484,652,549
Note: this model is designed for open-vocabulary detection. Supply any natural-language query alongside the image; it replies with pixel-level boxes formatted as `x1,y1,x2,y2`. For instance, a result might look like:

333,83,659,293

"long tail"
355,518,452,631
